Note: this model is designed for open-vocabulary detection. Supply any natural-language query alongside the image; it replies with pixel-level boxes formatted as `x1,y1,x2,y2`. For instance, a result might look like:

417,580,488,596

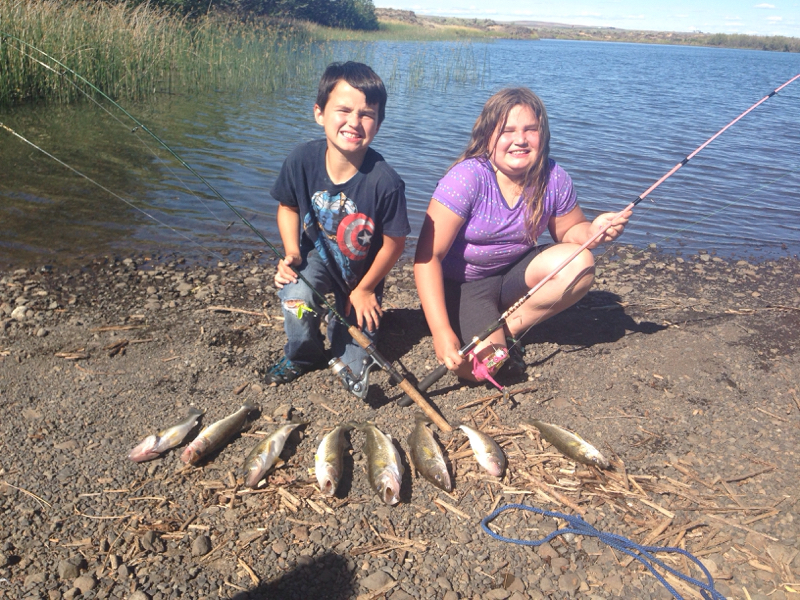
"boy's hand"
347,288,383,332
274,254,300,288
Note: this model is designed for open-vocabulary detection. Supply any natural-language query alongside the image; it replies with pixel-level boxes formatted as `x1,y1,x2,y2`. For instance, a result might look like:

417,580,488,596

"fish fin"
187,406,205,416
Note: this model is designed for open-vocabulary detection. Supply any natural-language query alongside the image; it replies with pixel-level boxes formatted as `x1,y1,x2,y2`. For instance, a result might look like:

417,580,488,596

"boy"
266,62,409,386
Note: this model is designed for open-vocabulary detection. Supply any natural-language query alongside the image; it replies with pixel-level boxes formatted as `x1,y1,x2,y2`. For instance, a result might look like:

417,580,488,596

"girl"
414,87,630,383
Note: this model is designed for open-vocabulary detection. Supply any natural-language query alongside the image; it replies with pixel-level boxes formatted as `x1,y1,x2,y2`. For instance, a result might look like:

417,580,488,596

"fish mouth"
321,478,336,496
128,449,159,463
382,487,399,505
180,448,198,464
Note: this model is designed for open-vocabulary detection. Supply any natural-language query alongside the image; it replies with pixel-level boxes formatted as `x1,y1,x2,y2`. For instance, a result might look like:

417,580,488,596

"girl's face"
489,104,540,183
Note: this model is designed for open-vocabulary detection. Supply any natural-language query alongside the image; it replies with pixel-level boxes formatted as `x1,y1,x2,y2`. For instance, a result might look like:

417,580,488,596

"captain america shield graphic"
337,213,375,260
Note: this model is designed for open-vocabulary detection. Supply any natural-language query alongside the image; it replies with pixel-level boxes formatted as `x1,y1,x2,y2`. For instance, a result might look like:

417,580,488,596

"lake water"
1,39,799,268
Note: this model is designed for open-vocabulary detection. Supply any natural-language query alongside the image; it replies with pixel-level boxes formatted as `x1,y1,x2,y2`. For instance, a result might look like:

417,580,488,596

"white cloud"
754,3,775,8
767,15,783,20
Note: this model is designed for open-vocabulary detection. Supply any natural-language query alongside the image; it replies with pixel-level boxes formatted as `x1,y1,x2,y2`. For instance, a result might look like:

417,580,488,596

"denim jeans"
277,249,382,378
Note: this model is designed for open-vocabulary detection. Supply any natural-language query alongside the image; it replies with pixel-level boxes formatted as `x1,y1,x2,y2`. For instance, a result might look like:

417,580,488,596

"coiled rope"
481,503,725,600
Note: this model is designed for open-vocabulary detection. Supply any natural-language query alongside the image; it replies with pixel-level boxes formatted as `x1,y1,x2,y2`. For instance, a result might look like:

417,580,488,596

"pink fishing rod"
399,72,800,406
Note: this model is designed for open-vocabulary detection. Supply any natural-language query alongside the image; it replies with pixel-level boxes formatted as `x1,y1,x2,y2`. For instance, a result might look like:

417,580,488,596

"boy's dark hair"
316,62,387,124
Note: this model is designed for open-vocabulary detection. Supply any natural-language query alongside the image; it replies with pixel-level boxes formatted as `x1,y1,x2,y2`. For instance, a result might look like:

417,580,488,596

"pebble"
361,570,394,590
57,559,80,580
191,535,212,557
73,574,96,593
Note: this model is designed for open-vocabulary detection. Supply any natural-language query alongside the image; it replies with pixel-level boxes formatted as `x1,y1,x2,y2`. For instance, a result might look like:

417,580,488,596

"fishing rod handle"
398,379,453,432
347,326,452,432
397,363,448,408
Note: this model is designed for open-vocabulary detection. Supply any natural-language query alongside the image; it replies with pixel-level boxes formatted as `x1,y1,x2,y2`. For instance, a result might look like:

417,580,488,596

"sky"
374,0,800,37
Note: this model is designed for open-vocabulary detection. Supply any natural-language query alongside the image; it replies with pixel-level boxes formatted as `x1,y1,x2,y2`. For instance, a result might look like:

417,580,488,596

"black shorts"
443,244,550,345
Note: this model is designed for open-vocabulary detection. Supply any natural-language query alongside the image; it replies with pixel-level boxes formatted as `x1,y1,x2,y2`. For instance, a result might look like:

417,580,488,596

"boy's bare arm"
348,234,406,332
274,204,301,288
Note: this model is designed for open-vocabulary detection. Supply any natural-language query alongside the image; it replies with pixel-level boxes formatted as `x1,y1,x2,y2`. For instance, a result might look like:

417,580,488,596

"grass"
0,0,492,108
0,0,336,106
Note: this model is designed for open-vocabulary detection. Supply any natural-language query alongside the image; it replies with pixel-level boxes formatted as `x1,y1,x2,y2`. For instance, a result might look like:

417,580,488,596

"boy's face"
315,80,380,160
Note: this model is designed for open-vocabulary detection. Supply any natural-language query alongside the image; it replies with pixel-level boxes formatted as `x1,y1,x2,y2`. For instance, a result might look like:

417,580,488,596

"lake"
1,39,799,268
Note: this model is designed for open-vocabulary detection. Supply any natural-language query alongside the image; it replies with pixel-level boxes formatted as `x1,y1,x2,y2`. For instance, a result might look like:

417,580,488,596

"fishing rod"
398,72,800,407
1,33,453,431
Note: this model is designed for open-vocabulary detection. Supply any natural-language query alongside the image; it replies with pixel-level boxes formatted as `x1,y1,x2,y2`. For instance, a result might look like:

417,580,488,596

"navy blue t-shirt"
270,139,410,292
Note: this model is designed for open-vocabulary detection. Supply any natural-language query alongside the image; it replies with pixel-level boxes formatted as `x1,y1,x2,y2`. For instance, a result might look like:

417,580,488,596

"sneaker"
264,356,305,386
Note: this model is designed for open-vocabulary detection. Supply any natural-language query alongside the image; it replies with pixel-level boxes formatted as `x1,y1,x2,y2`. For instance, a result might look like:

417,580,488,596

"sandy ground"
1,246,799,600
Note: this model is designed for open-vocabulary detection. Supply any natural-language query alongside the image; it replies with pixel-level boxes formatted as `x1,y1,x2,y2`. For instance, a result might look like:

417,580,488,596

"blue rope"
481,503,726,600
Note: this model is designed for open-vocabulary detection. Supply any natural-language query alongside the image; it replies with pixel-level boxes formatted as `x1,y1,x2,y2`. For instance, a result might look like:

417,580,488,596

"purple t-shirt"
433,157,577,282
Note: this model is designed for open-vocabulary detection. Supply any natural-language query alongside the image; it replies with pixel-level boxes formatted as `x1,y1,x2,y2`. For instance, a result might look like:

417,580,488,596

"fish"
458,424,506,477
523,419,610,469
314,423,355,496
243,422,303,489
407,412,452,492
128,407,204,462
180,403,256,465
356,421,404,505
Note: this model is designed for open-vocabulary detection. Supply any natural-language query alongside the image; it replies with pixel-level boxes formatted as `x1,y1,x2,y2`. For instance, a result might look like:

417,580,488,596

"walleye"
315,423,354,497
458,424,506,477
523,419,610,469
356,422,404,505
243,422,303,488
407,413,452,492
180,403,256,465
128,407,204,462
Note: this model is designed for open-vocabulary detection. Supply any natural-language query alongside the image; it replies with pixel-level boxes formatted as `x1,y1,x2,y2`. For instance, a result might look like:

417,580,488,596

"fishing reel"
329,355,380,400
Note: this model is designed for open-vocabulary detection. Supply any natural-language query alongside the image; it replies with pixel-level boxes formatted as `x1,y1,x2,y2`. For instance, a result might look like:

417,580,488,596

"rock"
558,572,580,593
484,589,510,599
271,539,288,555
129,591,151,600
73,574,96,593
191,535,212,557
140,530,165,553
57,559,81,580
361,570,394,590
436,576,452,590
24,571,47,586
443,592,459,600
11,305,28,321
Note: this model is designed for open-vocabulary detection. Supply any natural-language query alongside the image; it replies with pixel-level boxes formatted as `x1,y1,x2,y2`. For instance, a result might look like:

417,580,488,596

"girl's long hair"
455,88,551,240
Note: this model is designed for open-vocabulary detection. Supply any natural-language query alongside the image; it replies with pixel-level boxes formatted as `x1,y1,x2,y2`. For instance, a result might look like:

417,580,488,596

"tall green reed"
0,0,333,107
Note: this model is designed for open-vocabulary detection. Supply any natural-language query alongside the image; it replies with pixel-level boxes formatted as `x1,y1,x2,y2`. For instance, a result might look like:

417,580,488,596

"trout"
407,413,452,492
180,403,256,465
523,420,610,469
357,422,404,505
315,423,354,497
458,424,506,477
243,422,303,489
128,407,204,462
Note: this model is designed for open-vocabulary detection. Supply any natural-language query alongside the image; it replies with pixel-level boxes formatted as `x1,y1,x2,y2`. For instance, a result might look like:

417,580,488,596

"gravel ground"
1,246,799,600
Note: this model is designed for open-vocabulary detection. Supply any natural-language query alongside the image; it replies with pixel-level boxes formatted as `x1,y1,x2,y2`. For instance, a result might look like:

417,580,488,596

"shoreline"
1,248,798,599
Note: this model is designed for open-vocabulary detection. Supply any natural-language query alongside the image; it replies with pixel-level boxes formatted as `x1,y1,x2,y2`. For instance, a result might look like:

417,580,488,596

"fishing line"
2,33,453,430
1,32,347,321
604,166,800,261
6,39,231,227
0,122,225,261
401,72,800,405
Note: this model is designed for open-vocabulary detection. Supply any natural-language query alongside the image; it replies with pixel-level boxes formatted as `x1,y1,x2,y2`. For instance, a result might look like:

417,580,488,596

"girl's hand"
589,209,631,248
347,288,383,333
433,329,463,371
274,254,300,288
